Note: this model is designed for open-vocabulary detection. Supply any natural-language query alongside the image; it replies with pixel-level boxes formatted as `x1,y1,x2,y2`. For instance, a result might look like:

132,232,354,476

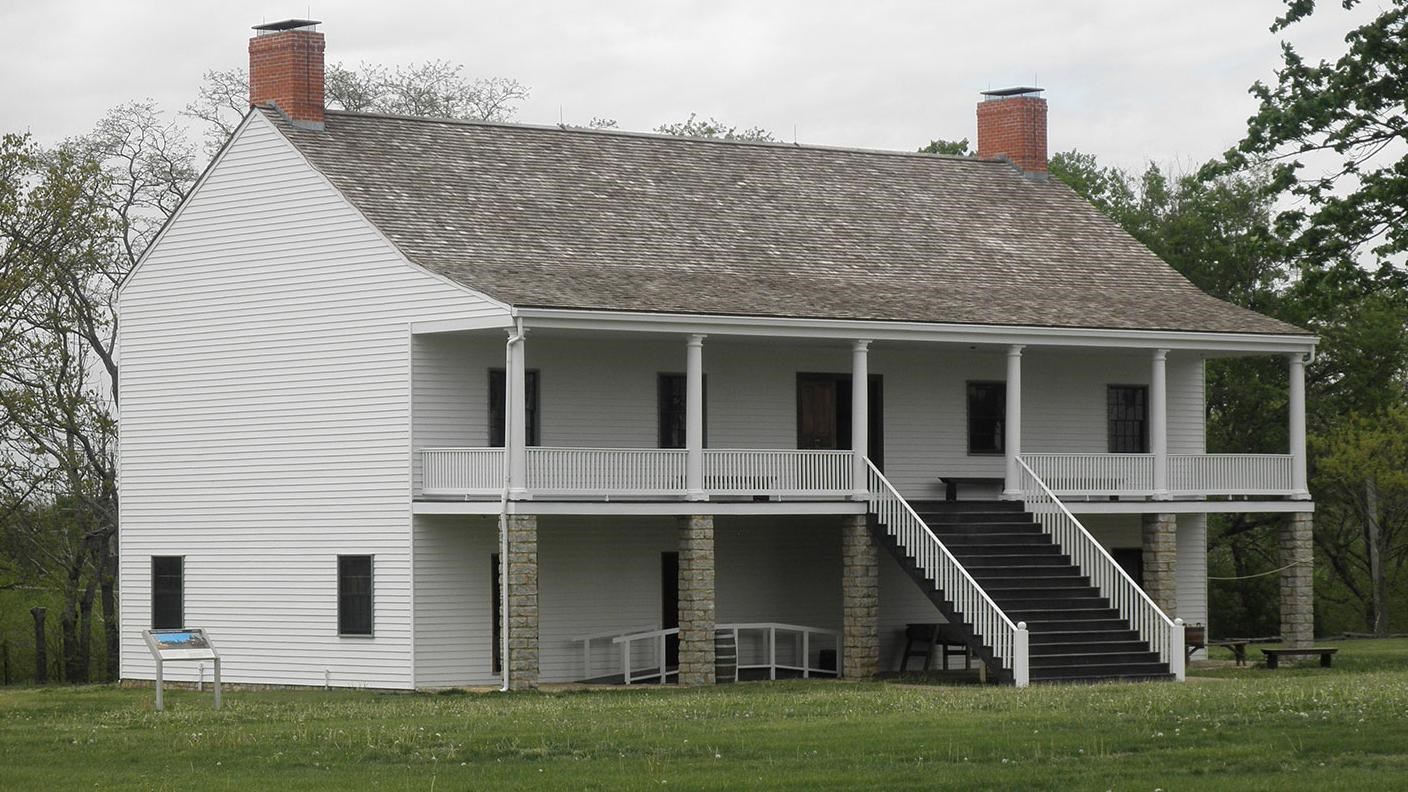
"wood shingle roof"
265,108,1307,336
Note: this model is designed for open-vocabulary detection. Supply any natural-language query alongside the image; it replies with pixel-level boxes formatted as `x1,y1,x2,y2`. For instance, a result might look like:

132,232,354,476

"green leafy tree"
917,138,971,156
1219,0,1408,273
654,114,775,142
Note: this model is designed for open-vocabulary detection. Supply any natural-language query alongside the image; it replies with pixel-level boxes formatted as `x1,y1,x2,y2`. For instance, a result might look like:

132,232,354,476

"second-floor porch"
411,314,1314,512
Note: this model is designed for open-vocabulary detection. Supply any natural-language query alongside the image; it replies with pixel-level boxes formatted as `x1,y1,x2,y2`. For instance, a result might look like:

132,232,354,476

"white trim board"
1064,500,1315,515
412,500,868,517
515,307,1317,355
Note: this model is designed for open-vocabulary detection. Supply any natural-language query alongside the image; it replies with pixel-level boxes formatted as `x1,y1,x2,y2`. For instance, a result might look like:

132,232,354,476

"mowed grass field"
1,640,1406,791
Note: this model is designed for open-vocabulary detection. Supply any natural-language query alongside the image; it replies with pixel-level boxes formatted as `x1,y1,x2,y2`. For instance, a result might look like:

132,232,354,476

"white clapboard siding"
118,111,508,689
412,515,500,688
1176,513,1210,639
412,336,1208,501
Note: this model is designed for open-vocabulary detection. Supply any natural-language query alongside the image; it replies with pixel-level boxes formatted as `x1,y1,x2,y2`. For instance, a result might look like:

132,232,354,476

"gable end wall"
118,113,507,689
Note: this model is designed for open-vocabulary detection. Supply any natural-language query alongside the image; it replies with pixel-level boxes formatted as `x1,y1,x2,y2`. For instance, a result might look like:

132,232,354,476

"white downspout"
499,315,525,692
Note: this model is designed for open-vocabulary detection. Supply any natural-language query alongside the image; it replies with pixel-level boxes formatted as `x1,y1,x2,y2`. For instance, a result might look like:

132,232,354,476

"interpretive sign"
142,628,221,711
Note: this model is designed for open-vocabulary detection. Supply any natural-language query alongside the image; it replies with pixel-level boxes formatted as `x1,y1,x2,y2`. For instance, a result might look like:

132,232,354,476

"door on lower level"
796,373,884,467
662,552,680,669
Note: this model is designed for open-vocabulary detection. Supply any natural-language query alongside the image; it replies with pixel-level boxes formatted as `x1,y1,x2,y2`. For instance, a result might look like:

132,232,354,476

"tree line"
1,0,1404,684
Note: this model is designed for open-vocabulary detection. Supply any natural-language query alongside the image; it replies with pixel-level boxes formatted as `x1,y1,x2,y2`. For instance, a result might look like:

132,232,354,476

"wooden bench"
1184,624,1206,661
1261,647,1338,669
938,477,1003,502
1210,640,1251,666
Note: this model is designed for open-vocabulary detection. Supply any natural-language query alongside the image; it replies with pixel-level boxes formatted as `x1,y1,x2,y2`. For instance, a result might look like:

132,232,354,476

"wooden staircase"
885,500,1175,684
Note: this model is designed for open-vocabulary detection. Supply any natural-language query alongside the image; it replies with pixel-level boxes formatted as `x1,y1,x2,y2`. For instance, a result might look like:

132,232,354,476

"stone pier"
506,514,539,690
1141,513,1178,616
1279,512,1314,648
842,514,880,679
678,515,716,686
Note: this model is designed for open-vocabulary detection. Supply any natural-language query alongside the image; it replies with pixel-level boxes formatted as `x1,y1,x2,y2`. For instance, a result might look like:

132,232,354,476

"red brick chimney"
976,87,1047,174
249,19,325,128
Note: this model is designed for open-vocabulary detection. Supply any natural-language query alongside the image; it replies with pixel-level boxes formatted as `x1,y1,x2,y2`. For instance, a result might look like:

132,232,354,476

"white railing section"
1022,453,1154,497
1169,454,1293,496
724,623,841,680
421,448,505,496
611,626,680,685
526,447,686,496
865,460,1029,687
1016,458,1185,681
703,449,853,497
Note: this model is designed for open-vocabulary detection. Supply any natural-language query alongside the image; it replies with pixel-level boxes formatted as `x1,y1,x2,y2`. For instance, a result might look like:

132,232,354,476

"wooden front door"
797,373,884,466
797,376,840,449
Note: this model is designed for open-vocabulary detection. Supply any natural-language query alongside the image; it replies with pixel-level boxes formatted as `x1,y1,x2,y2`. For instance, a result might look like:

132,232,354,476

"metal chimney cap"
980,86,1044,99
252,19,321,33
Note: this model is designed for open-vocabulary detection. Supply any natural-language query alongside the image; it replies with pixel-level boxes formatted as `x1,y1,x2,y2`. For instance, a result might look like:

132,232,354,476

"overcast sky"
0,1,1371,171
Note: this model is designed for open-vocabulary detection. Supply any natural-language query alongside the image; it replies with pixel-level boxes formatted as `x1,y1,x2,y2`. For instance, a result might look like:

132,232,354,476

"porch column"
851,340,871,498
1279,512,1314,648
1141,513,1178,615
1289,353,1310,499
677,515,716,685
1002,345,1024,499
841,514,880,678
506,329,528,499
506,514,539,689
1151,349,1170,499
685,335,706,501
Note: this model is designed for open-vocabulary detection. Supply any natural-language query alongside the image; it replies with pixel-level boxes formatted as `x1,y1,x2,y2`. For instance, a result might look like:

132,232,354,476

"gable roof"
263,108,1307,337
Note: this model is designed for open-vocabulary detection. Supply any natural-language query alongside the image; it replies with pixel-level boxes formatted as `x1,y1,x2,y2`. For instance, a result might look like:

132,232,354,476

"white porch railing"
1169,454,1294,496
417,447,856,499
865,460,1029,687
1021,453,1154,497
1016,458,1185,680
527,447,686,496
421,448,505,496
578,623,841,684
703,449,853,497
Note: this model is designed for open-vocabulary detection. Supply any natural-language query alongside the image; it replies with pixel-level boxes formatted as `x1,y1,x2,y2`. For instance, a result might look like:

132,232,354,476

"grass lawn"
1,639,1406,790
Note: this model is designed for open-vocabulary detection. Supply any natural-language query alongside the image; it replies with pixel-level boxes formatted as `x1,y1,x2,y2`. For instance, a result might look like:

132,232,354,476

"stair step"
1023,620,1140,636
976,576,1093,590
1006,608,1122,622
1033,672,1176,685
1025,625,1143,645
906,500,1026,513
920,512,1036,524
1028,640,1152,655
1031,651,1162,668
986,586,1103,599
933,531,1053,545
946,544,1065,557
1030,662,1171,680
969,566,1086,580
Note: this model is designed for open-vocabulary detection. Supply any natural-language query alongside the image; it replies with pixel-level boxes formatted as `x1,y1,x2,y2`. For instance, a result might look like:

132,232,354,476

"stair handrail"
1016,458,1185,680
865,459,1029,687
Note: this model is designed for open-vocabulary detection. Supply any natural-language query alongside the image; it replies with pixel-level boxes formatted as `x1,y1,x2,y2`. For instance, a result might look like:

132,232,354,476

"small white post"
1012,621,1030,688
1002,345,1024,500
685,334,707,501
1289,353,1310,499
1170,618,1186,682
621,641,631,686
507,328,529,499
197,663,204,692
851,340,871,498
1151,348,1170,500
212,658,222,710
154,660,164,712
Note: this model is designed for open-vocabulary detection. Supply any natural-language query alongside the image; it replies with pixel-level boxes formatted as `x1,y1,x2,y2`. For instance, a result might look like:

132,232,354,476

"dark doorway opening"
662,552,680,668
796,373,884,467
491,553,501,675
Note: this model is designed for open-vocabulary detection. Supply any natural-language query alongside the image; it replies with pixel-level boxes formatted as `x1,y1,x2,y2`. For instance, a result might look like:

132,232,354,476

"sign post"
142,629,221,711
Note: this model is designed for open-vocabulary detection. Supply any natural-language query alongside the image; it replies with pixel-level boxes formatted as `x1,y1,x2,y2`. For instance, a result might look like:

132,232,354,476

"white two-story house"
117,20,1316,690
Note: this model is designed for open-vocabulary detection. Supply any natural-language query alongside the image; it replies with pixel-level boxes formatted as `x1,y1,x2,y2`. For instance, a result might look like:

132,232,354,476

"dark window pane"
338,555,373,636
657,373,706,449
491,554,501,674
967,382,1006,454
488,369,540,447
151,556,183,630
1107,386,1149,453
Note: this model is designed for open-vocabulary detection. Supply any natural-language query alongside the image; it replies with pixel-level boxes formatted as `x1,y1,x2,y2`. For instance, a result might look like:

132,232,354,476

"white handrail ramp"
864,460,1029,687
1016,458,1185,680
